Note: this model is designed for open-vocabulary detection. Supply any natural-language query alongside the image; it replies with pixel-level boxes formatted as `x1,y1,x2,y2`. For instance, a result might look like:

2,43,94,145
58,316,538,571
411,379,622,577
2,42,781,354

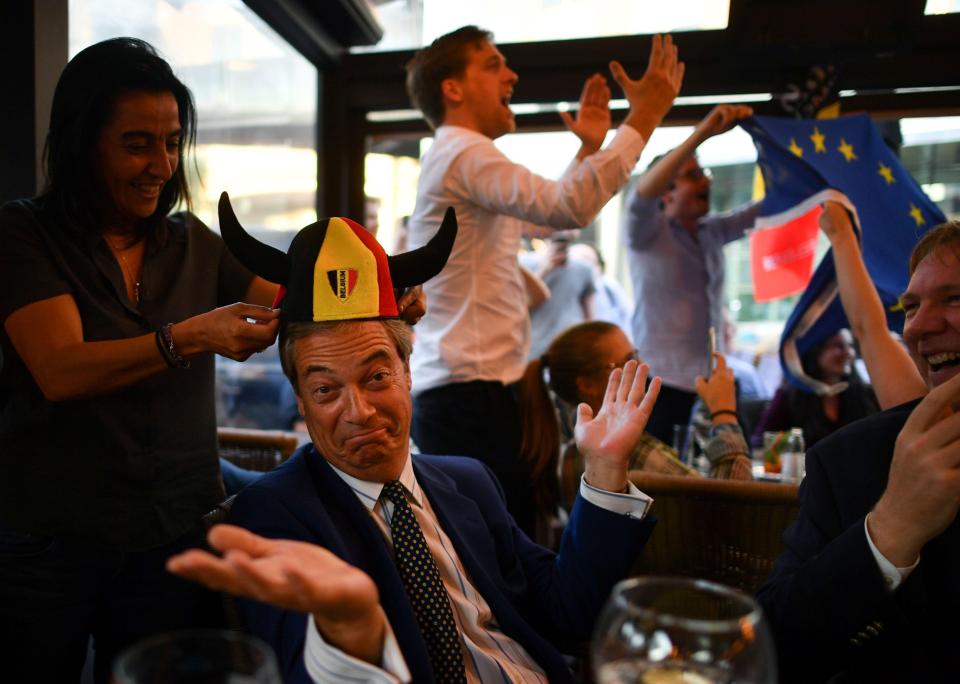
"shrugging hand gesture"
168,525,386,665
574,360,661,492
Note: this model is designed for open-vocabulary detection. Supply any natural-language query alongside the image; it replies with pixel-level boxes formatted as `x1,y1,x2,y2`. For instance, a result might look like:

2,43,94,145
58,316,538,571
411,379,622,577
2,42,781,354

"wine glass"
113,629,282,684
592,577,776,683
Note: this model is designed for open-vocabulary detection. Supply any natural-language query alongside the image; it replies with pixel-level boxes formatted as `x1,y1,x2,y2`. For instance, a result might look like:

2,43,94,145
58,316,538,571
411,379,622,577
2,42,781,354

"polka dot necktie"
381,480,467,684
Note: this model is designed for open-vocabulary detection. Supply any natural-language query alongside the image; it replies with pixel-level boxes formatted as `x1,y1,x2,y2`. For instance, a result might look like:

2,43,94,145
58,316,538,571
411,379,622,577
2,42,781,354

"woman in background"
751,329,879,449
519,321,751,545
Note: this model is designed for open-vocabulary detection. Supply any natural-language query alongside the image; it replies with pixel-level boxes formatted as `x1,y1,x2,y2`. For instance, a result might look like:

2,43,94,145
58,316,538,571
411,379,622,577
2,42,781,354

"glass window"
925,0,960,14
70,0,317,238
356,0,729,52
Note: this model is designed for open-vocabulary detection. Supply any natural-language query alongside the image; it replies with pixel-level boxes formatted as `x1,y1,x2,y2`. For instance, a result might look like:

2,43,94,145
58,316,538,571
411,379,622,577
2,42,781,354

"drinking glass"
672,424,695,465
592,577,776,683
113,629,282,684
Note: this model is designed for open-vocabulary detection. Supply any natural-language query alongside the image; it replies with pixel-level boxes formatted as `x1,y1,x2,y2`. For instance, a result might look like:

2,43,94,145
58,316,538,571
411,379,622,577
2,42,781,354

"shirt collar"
325,453,423,512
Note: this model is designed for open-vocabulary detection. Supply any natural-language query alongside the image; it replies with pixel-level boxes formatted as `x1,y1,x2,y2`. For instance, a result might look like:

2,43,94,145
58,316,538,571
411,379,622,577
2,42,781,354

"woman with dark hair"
751,329,880,449
519,321,751,544
0,38,284,682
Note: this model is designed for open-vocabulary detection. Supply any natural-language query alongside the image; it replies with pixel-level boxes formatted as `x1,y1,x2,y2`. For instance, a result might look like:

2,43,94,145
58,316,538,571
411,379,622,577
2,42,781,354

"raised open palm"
575,361,661,488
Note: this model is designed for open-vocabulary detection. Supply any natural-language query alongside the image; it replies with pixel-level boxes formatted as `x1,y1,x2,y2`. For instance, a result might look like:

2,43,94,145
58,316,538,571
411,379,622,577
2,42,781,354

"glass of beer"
592,577,776,683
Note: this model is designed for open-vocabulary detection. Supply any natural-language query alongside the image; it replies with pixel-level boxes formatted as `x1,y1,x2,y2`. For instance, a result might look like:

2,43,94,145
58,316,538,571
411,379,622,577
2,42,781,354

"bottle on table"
780,427,806,483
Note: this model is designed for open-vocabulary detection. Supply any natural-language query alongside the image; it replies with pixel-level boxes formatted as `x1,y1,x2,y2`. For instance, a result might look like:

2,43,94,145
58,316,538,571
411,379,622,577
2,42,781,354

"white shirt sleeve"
862,517,920,591
580,475,653,519
303,615,411,684
448,126,645,229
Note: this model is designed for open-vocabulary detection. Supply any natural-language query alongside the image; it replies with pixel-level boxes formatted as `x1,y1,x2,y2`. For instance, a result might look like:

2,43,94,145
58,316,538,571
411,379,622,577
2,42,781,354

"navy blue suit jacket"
758,399,960,682
227,446,655,683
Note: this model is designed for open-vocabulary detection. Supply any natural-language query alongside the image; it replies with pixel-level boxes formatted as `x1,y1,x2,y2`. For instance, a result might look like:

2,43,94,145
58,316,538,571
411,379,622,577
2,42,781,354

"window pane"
69,0,317,238
356,0,729,52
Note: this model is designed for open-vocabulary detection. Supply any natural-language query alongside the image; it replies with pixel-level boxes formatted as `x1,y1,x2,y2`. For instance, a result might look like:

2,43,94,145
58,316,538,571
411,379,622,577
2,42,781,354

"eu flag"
741,113,945,393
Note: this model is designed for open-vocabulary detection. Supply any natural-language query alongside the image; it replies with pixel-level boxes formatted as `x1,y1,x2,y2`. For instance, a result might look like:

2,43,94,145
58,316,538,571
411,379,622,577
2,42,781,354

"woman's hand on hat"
172,303,281,361
397,286,426,325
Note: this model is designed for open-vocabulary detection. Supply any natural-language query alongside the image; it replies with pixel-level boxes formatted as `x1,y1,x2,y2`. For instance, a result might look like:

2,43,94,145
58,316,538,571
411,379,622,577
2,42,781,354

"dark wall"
2,1,38,204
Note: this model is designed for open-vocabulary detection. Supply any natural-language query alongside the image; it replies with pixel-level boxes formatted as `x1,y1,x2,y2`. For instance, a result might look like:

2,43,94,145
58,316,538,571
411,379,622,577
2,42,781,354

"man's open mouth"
927,351,960,372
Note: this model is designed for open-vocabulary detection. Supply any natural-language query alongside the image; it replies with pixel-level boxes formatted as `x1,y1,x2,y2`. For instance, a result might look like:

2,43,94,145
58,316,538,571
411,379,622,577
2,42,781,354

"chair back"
217,427,300,472
630,471,800,594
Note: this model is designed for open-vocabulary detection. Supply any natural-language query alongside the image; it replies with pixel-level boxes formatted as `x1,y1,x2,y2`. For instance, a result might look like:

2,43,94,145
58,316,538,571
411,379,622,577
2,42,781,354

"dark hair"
279,319,413,394
518,321,620,514
43,37,197,234
908,220,960,276
405,25,492,129
786,333,878,447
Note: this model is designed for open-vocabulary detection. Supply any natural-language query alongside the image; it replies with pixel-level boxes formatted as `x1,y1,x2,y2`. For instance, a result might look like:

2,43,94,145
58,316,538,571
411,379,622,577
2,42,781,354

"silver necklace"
106,237,142,305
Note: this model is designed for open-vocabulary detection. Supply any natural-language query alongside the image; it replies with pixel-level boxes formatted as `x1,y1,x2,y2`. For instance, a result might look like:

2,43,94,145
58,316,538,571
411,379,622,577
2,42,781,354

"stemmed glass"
592,577,776,683
113,629,282,684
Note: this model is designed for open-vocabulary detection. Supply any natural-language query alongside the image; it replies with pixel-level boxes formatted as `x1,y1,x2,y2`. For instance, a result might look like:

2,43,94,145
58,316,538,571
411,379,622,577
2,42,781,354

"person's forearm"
830,228,926,408
830,228,888,342
632,127,707,198
23,335,171,401
456,128,643,230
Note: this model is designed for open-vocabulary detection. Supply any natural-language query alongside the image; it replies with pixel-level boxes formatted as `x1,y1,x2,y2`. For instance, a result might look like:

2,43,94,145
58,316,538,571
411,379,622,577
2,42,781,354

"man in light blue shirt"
624,104,759,442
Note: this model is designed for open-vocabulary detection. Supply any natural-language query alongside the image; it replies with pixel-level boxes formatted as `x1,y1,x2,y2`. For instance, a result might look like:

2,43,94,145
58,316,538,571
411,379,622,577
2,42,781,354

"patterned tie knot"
381,479,407,506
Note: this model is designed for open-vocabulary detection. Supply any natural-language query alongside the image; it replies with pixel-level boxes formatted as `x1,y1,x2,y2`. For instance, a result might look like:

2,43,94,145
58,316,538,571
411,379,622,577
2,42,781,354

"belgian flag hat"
218,192,456,322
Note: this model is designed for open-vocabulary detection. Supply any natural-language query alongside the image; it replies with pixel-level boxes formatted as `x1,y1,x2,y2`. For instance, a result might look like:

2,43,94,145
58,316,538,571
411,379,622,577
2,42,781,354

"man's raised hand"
575,360,661,493
561,73,613,158
611,34,685,141
868,371,960,567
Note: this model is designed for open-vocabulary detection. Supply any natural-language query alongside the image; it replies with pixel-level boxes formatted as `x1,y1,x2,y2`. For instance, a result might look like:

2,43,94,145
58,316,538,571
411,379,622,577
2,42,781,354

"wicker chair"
217,427,300,472
630,471,800,594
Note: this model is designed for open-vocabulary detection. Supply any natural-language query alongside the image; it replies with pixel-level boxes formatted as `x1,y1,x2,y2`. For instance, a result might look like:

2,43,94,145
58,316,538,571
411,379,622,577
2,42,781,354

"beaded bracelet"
710,409,738,420
156,323,190,369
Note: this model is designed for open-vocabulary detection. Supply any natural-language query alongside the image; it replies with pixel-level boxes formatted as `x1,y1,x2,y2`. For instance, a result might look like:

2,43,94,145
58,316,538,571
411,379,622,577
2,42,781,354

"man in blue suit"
757,221,960,682
169,197,661,683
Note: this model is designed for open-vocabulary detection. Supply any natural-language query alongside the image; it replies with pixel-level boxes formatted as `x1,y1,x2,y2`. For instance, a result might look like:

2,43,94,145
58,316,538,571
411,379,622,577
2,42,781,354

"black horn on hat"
218,192,290,284
387,206,458,288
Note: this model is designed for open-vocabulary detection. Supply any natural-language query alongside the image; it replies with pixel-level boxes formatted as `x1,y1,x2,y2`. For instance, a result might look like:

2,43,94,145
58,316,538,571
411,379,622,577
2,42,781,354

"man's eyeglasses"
597,349,640,372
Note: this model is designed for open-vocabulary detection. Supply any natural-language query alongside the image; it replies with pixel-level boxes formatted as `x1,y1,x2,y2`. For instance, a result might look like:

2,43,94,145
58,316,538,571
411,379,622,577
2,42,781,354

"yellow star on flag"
789,138,804,157
909,203,926,227
838,139,858,162
878,162,895,185
810,127,827,153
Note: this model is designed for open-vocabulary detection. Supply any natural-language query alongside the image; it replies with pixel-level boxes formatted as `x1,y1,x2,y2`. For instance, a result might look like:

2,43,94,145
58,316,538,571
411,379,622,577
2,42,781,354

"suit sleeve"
227,486,318,684
509,480,656,644
756,443,899,682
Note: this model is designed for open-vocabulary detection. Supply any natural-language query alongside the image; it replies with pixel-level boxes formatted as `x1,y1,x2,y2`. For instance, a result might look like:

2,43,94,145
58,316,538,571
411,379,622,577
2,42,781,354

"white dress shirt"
303,456,651,683
408,124,646,395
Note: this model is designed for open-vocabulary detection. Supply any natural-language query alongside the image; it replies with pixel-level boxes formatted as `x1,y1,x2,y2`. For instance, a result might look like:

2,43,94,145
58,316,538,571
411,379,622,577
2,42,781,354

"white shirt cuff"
580,475,652,519
304,615,411,684
863,517,919,592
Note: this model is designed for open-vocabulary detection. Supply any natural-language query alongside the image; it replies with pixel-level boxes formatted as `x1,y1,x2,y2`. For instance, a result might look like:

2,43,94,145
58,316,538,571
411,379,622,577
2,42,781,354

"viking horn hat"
218,191,457,322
